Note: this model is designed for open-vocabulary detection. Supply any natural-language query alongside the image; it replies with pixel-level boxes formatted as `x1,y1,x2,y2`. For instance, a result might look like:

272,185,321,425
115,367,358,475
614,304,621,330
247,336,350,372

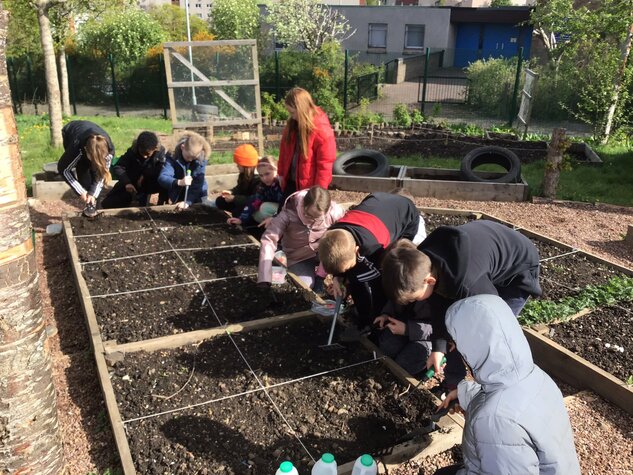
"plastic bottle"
351,454,377,475
311,453,337,475
276,460,299,475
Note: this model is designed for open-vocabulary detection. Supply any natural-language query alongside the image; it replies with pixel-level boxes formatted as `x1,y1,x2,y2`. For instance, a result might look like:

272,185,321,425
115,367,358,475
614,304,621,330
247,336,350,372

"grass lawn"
16,115,633,207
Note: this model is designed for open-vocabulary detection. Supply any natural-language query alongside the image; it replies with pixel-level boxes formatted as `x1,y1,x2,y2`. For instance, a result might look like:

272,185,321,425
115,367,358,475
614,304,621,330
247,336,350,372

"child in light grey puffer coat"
435,294,580,475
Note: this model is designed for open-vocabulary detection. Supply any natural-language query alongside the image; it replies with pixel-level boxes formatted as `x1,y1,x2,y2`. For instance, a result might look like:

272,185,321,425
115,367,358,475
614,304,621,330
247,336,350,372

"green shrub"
410,109,424,125
466,57,517,117
392,103,412,127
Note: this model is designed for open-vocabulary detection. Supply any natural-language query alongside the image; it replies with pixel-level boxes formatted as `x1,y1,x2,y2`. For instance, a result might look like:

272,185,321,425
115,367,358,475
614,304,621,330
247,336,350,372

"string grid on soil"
113,320,435,474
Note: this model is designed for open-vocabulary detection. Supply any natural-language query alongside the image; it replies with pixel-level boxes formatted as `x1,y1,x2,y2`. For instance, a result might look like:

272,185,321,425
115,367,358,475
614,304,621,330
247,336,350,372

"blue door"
455,23,532,67
455,24,481,68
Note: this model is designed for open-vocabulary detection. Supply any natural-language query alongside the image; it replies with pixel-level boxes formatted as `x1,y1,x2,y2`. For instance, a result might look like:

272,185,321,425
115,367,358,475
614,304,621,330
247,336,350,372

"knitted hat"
233,144,259,167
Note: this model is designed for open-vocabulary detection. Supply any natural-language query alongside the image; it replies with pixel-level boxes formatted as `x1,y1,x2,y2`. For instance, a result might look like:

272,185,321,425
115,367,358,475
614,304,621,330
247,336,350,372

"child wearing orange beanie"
215,144,261,216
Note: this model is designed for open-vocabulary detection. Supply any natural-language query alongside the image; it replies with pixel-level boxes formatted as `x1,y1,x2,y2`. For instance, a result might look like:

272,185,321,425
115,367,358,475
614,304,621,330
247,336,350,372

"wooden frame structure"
162,40,264,154
62,205,633,473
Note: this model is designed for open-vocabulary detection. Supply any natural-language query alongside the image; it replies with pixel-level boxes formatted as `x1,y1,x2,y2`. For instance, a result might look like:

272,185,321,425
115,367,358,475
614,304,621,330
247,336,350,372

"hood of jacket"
418,226,469,299
446,294,534,392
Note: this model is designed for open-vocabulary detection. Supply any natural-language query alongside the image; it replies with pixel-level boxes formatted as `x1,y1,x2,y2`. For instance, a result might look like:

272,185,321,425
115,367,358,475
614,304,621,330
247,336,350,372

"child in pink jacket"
257,186,344,289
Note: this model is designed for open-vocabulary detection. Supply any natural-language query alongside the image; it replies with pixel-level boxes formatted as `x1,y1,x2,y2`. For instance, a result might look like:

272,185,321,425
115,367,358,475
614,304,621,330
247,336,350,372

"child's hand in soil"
385,316,406,335
227,217,242,225
175,202,189,211
330,277,344,298
373,314,389,329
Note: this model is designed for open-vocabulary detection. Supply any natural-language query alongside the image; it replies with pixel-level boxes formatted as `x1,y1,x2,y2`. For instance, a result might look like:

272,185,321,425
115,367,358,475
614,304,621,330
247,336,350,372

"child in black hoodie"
102,131,168,209
381,220,541,388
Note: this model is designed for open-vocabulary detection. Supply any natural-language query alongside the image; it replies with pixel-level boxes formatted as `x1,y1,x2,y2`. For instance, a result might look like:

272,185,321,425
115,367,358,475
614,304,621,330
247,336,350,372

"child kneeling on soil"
158,132,210,210
433,294,580,475
215,144,260,216
258,186,344,289
227,156,283,228
373,299,437,377
102,131,168,209
317,192,427,334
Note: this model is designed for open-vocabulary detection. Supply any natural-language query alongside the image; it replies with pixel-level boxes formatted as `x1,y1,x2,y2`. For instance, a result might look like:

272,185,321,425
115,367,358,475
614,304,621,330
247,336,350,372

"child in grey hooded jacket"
436,294,580,475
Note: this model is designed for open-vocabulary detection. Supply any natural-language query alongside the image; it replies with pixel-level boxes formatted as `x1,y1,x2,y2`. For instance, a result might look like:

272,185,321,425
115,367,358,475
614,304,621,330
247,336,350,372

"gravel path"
28,195,633,474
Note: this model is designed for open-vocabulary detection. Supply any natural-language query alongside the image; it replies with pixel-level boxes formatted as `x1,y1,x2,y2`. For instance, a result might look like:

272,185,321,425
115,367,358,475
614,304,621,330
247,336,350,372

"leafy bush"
466,57,518,118
392,103,412,127
344,98,382,130
410,109,424,125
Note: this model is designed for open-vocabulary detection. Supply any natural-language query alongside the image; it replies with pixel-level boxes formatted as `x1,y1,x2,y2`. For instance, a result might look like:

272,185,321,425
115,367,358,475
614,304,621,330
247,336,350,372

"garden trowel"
319,294,345,351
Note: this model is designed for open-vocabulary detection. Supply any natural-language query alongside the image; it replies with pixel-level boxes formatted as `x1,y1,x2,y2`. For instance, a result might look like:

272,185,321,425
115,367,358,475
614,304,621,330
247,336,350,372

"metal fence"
6,46,591,136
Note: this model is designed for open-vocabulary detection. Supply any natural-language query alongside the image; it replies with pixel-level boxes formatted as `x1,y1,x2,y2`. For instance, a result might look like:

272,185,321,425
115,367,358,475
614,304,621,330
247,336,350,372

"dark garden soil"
532,239,573,261
92,278,310,343
74,228,169,262
327,128,586,164
423,213,477,233
114,318,435,474
549,306,632,381
181,246,260,281
162,224,254,249
70,211,151,235
538,253,626,301
82,253,192,295
148,207,228,227
201,276,310,325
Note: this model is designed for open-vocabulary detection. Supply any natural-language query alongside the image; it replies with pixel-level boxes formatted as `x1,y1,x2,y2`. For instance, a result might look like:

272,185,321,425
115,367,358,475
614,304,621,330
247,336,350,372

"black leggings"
102,182,168,209
433,465,463,475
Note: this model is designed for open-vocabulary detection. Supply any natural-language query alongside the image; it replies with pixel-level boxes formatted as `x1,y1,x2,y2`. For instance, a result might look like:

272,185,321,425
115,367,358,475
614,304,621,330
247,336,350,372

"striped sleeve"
90,154,112,198
60,152,87,196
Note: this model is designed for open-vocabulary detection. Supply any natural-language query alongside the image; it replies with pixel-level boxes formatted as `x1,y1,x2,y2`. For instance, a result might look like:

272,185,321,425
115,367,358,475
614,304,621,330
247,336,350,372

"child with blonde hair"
216,144,260,216
57,120,115,216
227,156,283,227
158,131,211,210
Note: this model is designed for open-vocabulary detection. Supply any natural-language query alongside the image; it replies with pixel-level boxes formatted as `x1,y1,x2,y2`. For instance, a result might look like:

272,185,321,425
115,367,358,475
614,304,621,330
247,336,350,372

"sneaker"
82,203,97,218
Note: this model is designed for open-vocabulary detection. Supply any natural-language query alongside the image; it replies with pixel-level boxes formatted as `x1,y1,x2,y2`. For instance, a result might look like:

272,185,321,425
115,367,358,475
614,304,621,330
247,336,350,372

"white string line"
122,357,384,424
73,221,228,239
539,249,580,263
143,208,316,463
88,273,258,299
80,242,259,265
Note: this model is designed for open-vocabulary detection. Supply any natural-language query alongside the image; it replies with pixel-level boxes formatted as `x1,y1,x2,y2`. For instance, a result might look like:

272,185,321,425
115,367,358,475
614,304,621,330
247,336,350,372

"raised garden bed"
75,229,169,262
110,319,438,474
549,306,632,382
63,205,633,474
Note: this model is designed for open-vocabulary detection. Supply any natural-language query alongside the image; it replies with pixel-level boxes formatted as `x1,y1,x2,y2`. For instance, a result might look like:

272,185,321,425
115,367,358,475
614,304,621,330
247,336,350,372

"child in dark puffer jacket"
227,156,283,227
102,131,168,208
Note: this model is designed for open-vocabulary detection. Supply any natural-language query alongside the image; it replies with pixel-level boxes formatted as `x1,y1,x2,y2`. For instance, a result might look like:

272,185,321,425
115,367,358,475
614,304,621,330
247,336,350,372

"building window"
195,3,201,7
368,23,387,49
404,24,425,49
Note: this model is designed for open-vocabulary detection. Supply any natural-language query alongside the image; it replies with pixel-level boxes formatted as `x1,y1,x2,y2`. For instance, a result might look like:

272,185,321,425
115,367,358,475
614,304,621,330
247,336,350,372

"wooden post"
542,128,566,199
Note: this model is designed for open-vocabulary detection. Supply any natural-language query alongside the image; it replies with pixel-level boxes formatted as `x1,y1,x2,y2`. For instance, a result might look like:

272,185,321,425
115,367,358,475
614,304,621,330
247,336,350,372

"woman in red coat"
278,87,337,201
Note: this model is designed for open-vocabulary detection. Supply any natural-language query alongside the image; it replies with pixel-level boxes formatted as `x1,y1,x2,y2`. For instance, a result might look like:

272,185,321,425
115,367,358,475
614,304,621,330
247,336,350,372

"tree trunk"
57,45,71,117
0,7,65,474
601,22,633,145
35,0,63,146
542,128,566,199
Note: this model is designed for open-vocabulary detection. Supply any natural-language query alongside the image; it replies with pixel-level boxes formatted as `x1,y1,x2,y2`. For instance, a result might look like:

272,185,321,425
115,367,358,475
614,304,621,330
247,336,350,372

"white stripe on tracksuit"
91,154,112,198
62,152,87,196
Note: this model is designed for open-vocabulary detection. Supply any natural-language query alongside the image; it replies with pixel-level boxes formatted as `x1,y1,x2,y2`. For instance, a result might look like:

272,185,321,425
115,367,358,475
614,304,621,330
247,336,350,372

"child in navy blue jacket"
158,132,210,210
227,156,283,227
